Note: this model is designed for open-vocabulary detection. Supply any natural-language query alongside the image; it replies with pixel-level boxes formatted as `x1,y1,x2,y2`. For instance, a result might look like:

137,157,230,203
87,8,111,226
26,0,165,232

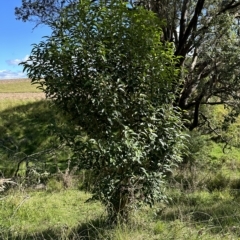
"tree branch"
219,0,240,14
176,0,205,57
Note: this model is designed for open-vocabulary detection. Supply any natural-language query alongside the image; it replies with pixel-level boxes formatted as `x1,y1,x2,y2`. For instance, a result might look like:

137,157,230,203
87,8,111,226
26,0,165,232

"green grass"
0,79,41,93
0,189,104,239
156,189,240,239
0,100,70,177
209,141,240,163
0,99,39,111
2,79,240,239
1,188,240,239
0,80,69,177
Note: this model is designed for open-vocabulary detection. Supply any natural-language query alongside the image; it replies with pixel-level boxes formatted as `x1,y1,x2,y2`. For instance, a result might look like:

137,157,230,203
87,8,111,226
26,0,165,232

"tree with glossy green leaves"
21,0,187,222
16,0,240,135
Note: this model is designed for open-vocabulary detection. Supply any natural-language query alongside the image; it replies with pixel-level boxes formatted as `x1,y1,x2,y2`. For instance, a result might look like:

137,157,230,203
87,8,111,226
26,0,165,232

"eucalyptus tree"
20,0,187,222
15,0,72,24
135,0,240,131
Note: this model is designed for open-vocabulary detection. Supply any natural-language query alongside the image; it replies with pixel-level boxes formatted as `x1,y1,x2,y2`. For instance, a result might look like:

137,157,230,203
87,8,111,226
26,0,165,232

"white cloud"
6,55,29,66
0,70,27,79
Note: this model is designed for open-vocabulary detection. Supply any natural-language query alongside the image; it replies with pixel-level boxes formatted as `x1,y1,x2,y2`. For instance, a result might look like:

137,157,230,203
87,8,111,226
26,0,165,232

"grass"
0,189,104,239
0,99,40,111
0,80,70,178
0,100,71,178
0,79,42,93
157,189,240,239
2,79,240,239
2,187,240,239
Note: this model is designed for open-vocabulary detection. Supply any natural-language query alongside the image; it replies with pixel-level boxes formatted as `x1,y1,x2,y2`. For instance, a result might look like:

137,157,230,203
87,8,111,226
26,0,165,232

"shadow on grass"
158,194,240,236
0,100,70,177
71,218,112,240
0,217,112,240
0,101,58,153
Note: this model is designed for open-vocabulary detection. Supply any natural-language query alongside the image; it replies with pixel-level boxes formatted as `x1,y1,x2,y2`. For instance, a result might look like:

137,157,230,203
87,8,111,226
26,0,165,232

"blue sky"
0,1,51,79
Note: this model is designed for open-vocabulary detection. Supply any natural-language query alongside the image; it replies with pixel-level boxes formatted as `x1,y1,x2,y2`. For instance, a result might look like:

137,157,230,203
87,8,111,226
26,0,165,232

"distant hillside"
0,78,30,82
0,78,43,93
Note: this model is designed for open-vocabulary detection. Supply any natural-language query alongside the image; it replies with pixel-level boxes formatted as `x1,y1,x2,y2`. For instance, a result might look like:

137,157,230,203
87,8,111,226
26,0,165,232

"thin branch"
219,1,240,14
14,145,64,177
199,113,232,153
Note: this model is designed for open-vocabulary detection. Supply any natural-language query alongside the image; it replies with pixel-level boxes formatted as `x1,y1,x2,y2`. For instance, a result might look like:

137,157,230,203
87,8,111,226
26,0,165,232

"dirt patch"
0,92,45,100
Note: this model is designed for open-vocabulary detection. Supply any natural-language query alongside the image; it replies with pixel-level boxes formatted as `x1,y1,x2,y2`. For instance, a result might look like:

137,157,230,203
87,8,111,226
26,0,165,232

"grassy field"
0,79,42,93
0,79,69,179
2,187,240,239
0,79,45,111
1,79,240,239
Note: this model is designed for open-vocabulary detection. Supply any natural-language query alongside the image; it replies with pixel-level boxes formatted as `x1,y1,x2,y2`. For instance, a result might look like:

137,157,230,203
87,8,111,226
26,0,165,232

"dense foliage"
16,0,240,133
137,0,240,131
21,1,187,221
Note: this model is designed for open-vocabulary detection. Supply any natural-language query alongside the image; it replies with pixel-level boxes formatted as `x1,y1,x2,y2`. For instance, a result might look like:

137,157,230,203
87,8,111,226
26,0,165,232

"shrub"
21,0,187,222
